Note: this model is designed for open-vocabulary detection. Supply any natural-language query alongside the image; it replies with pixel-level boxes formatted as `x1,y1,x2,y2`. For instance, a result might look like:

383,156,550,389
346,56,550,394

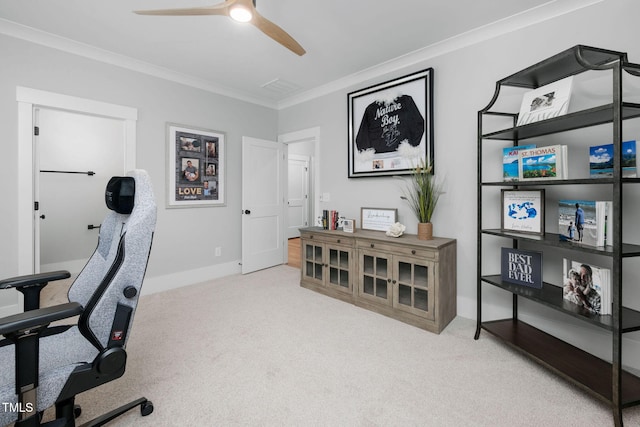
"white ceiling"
0,0,599,108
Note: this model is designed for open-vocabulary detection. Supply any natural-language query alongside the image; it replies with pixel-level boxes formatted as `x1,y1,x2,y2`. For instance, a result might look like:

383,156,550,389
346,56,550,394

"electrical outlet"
215,247,222,257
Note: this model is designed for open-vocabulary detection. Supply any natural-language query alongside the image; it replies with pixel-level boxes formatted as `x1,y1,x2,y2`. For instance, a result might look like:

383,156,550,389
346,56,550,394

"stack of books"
322,210,339,230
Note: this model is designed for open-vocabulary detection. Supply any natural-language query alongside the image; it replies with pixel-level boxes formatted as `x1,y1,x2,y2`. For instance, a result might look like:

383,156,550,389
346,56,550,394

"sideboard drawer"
355,240,437,260
301,231,353,247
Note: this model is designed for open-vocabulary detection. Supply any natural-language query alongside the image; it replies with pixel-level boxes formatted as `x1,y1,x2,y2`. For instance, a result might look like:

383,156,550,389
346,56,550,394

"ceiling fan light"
229,6,253,23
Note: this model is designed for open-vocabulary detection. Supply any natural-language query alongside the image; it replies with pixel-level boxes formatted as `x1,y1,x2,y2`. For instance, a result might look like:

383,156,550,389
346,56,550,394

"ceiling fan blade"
134,0,234,16
252,12,306,56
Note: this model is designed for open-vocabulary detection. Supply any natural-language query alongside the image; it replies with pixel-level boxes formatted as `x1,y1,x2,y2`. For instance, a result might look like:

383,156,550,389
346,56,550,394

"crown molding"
276,0,604,110
0,17,277,109
0,0,603,111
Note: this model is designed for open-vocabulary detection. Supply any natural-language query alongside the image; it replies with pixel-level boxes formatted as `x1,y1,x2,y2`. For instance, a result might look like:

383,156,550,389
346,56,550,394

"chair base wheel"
141,400,153,417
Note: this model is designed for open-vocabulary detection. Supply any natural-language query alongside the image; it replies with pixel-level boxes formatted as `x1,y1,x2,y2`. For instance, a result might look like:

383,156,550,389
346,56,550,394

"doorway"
287,154,311,239
35,108,126,273
279,127,320,267
7,87,137,316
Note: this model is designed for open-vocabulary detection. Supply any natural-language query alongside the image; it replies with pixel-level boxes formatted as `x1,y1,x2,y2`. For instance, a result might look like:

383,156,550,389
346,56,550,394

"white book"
518,145,568,180
517,76,574,126
562,258,611,315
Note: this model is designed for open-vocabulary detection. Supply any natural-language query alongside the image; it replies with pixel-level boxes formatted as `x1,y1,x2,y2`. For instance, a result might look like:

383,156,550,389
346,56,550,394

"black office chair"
0,169,157,427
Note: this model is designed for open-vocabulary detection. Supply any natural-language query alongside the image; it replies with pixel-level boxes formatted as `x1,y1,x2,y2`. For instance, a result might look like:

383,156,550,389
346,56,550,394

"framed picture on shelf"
342,219,355,233
348,68,434,178
167,123,225,208
501,189,545,235
361,207,397,232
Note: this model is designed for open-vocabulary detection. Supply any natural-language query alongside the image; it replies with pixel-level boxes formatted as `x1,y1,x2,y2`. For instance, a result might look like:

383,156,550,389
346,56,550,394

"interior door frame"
278,126,320,262
286,153,311,239
16,87,137,278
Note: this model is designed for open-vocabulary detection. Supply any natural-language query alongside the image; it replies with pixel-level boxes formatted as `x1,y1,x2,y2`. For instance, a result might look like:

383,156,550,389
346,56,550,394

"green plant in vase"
400,160,442,240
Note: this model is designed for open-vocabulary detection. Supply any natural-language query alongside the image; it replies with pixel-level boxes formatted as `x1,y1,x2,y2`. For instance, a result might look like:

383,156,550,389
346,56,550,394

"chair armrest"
0,270,71,290
0,302,83,336
0,270,71,311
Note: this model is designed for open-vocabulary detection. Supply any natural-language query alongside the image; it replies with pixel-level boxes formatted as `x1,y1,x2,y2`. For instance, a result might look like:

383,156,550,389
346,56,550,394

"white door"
241,137,285,274
35,108,125,273
287,154,310,239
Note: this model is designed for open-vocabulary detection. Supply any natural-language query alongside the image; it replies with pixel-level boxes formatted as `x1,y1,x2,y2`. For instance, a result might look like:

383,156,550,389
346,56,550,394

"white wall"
3,0,640,368
0,33,278,298
278,0,640,369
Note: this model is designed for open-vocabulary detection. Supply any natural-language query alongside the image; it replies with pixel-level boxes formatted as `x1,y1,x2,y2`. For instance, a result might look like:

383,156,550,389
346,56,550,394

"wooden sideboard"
299,227,457,334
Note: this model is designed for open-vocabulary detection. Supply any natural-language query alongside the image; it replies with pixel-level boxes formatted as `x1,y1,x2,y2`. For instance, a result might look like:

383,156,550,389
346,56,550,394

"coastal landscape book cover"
589,140,637,178
518,145,568,180
558,199,611,247
503,145,535,181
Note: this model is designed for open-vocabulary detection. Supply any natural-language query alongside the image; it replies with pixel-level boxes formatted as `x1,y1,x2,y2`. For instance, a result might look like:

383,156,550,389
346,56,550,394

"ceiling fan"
134,0,306,56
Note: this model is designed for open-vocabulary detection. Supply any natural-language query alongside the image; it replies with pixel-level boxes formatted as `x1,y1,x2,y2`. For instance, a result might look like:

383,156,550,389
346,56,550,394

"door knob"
244,210,251,215
40,214,45,219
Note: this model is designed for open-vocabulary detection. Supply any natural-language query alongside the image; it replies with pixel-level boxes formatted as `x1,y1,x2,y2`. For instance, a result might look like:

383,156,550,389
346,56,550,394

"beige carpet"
36,265,640,426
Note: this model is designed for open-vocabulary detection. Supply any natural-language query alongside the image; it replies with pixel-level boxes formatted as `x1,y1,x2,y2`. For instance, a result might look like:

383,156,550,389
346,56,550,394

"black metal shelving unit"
475,45,640,426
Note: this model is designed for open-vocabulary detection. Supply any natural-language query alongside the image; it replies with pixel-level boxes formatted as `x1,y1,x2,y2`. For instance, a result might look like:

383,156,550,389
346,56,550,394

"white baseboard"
141,260,242,295
0,302,21,317
41,259,88,275
0,261,240,315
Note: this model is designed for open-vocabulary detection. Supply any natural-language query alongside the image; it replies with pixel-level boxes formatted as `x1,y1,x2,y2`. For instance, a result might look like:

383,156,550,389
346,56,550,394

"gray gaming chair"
0,169,157,427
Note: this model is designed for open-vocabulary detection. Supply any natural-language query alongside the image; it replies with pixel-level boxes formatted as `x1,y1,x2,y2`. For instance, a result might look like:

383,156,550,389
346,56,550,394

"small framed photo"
361,207,398,232
342,219,355,233
501,189,545,235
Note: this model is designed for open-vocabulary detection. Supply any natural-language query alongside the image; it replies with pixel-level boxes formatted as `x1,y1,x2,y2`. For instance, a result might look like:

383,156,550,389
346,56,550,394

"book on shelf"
589,140,637,178
518,145,568,180
500,247,542,289
558,199,612,247
503,144,536,181
562,258,611,315
516,76,574,126
322,210,339,230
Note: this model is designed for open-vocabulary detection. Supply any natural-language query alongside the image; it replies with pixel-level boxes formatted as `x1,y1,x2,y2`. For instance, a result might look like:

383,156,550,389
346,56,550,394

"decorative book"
589,140,637,178
503,144,536,181
516,76,574,126
562,258,611,315
558,199,612,247
501,247,542,289
518,145,568,180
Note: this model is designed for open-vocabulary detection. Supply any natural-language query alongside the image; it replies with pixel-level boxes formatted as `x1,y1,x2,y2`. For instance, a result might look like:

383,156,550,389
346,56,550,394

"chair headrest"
105,176,135,214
